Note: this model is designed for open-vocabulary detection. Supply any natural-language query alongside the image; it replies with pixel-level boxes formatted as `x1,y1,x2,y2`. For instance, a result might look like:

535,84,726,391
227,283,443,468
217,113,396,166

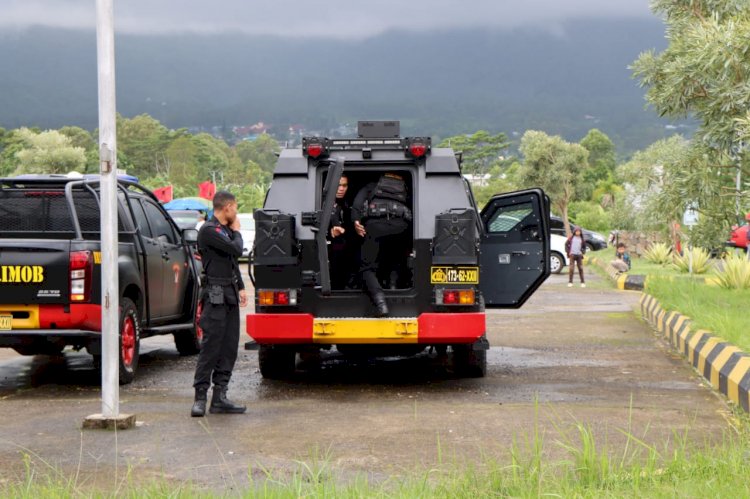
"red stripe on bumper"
39,304,102,331
247,312,485,345
417,313,485,343
247,313,313,344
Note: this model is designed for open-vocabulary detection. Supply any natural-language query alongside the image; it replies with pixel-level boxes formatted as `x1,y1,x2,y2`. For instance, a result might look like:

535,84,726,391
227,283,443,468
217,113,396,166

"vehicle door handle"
161,252,170,260
512,251,529,256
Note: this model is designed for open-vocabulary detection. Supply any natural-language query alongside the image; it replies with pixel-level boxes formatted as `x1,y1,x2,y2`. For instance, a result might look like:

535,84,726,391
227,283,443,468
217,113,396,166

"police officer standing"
352,173,411,317
191,191,248,417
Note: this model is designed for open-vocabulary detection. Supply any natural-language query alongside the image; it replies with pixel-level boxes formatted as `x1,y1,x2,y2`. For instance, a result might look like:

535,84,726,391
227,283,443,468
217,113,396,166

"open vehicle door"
479,189,550,307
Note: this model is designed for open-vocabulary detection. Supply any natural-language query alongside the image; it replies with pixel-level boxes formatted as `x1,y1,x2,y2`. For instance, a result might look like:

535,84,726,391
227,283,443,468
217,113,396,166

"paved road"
0,267,731,490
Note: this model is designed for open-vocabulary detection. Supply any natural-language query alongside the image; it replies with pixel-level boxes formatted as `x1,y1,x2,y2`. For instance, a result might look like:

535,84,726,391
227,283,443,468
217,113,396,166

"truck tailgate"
0,240,72,304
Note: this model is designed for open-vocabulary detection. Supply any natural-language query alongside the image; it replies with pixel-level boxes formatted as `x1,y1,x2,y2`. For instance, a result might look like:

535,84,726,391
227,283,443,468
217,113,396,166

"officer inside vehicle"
352,172,412,317
327,173,357,289
191,190,248,417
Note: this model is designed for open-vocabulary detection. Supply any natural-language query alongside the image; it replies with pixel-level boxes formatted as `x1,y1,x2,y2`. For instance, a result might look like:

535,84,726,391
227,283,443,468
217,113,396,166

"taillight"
70,250,93,302
436,288,475,306
258,289,297,306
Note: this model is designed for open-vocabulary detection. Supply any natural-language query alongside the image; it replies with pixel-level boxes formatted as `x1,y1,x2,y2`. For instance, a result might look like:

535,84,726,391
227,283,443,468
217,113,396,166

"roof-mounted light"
406,137,430,158
303,138,327,159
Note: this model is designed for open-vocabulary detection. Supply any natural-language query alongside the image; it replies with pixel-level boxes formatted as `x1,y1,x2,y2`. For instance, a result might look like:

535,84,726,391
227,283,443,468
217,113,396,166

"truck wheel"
95,298,141,384
452,340,487,378
174,300,203,355
258,345,296,379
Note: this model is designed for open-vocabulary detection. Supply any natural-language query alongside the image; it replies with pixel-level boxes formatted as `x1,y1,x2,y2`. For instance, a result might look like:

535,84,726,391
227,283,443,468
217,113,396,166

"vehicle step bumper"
246,312,486,345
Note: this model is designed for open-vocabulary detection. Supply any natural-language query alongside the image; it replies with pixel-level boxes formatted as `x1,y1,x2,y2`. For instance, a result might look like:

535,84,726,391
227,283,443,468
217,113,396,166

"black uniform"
193,218,244,391
327,198,357,289
352,174,411,312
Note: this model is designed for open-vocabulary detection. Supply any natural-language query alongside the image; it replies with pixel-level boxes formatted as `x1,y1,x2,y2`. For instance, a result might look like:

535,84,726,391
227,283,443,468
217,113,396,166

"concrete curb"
640,293,750,413
584,255,646,291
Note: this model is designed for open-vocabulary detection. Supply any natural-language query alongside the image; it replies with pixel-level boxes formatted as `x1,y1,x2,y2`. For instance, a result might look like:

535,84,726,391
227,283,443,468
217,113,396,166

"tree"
13,128,86,174
518,131,589,237
116,114,175,179
164,136,199,187
191,133,235,187
234,133,280,175
59,126,98,172
632,1,750,229
437,131,510,177
579,129,616,199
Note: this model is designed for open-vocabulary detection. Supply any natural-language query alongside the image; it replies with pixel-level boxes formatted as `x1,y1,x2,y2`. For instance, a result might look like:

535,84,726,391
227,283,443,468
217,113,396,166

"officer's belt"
205,276,237,286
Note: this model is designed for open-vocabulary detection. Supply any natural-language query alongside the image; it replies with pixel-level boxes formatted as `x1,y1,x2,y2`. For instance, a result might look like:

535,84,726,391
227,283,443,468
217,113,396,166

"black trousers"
193,298,240,390
568,254,585,283
360,218,409,299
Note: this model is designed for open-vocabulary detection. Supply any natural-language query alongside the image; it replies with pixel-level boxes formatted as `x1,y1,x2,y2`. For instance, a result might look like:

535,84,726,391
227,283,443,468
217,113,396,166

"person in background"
195,212,207,231
610,242,632,273
565,227,587,288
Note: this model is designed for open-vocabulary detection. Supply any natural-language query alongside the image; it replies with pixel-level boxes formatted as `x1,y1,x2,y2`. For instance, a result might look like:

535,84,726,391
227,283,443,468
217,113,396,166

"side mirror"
183,228,198,243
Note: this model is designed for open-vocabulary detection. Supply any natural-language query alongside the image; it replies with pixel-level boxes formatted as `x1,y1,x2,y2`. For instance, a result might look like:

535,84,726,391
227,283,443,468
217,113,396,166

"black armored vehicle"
247,121,550,378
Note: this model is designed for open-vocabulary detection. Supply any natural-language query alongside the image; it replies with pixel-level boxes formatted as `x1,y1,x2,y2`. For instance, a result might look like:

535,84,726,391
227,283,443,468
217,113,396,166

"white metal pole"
96,0,119,417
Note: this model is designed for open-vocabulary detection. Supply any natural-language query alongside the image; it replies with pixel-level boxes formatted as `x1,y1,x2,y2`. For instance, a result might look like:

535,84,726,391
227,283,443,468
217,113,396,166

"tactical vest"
365,174,412,222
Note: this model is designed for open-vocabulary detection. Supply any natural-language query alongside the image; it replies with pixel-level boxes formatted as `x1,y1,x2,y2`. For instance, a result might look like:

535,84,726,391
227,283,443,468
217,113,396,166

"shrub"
643,242,672,265
715,253,750,289
672,247,712,274
568,201,612,233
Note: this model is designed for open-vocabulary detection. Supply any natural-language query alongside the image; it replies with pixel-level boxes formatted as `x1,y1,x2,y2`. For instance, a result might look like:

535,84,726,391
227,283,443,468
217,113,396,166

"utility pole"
84,0,135,430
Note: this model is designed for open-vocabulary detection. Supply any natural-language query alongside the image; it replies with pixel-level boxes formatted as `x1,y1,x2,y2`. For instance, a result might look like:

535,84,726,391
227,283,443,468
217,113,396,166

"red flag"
198,181,216,200
153,185,173,203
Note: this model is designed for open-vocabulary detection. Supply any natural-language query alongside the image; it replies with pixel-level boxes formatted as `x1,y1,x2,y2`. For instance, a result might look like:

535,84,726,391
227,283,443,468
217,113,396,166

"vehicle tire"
258,345,296,380
452,340,487,378
95,298,141,385
550,252,565,274
174,300,203,355
586,243,596,252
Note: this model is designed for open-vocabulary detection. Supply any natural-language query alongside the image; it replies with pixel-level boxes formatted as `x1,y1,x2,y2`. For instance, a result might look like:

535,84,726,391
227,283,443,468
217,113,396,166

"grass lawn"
629,256,714,279
645,276,750,352
589,253,750,352
4,426,750,498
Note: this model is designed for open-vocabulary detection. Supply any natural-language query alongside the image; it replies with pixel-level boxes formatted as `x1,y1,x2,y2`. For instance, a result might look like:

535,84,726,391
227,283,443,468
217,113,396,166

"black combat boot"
209,386,246,414
373,293,389,317
190,387,208,417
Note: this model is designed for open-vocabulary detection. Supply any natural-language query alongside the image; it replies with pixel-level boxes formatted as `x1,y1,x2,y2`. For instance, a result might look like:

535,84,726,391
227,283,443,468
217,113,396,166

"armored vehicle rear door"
479,189,550,307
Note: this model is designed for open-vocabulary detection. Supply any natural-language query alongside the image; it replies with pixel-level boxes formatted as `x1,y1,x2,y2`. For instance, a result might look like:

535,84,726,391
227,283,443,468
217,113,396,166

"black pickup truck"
0,175,202,384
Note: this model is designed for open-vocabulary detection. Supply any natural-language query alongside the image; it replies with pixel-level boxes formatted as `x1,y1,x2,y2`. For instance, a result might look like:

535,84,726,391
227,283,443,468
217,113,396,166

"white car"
236,213,255,259
550,233,569,274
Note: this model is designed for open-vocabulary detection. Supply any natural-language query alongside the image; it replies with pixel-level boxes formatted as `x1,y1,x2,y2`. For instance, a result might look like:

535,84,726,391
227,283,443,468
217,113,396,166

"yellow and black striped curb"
585,255,645,291
640,293,750,413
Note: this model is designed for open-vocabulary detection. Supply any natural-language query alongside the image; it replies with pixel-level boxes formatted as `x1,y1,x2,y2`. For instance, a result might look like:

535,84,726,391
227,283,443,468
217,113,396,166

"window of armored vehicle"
142,200,176,244
487,202,534,234
130,199,153,238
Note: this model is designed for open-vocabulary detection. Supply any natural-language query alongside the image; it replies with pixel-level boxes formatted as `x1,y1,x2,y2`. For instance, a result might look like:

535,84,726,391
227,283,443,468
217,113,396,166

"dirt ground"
0,267,733,491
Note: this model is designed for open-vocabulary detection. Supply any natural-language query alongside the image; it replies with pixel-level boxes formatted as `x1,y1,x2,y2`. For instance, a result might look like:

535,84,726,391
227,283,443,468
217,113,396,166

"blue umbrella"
163,198,212,211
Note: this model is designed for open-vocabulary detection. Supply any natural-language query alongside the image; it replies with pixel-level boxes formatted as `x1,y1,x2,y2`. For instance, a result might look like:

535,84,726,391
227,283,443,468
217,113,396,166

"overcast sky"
2,0,654,38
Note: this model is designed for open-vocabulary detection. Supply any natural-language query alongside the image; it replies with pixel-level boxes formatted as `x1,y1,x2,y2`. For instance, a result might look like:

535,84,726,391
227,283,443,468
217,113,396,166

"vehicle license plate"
430,266,480,284
0,314,11,330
